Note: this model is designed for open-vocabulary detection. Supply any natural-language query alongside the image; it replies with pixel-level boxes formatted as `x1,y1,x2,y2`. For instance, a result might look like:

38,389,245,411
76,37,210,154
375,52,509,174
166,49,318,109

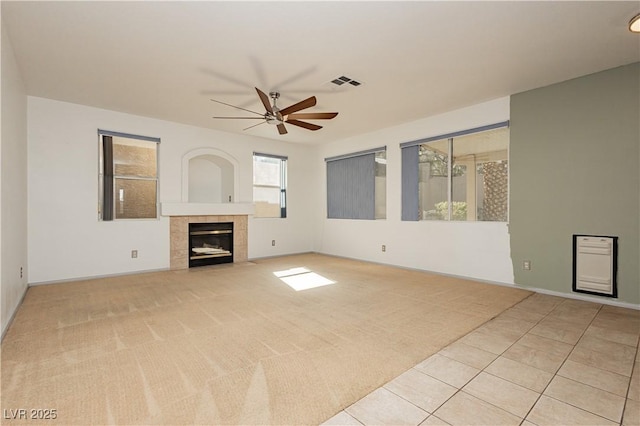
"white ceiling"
2,1,639,144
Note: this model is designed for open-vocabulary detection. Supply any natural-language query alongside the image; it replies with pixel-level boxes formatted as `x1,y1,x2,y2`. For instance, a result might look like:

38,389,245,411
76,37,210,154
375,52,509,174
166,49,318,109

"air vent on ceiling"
329,75,362,87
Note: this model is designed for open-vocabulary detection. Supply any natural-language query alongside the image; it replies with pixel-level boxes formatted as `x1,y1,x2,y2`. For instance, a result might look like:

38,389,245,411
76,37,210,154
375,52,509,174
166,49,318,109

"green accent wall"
510,62,640,304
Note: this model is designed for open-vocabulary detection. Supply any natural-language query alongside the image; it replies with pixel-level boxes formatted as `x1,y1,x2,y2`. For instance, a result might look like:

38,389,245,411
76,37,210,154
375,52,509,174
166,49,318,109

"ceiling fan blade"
213,116,265,119
279,96,317,116
277,124,288,135
255,87,274,114
211,98,264,116
286,112,338,120
286,119,322,131
243,121,267,131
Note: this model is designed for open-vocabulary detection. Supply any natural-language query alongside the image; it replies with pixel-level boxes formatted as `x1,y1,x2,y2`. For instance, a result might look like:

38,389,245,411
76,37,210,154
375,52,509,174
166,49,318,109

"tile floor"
322,293,640,426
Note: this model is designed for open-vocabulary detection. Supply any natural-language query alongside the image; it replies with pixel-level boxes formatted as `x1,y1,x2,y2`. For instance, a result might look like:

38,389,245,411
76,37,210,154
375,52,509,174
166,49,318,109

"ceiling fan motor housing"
266,91,283,124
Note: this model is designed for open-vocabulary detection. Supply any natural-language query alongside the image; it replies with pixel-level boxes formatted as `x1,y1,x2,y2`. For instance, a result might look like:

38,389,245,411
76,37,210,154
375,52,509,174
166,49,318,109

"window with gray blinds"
326,147,385,220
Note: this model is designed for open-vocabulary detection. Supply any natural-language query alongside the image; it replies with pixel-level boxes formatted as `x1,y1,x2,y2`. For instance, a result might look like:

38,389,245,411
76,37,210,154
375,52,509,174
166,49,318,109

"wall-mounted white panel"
574,235,617,297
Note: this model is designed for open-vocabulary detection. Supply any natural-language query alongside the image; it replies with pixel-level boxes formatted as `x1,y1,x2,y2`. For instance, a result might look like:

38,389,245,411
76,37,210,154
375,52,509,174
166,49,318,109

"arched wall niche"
181,148,239,203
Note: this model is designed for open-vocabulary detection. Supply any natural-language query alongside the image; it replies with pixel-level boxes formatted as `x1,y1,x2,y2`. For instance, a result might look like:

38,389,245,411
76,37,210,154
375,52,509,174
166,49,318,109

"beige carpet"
1,254,531,425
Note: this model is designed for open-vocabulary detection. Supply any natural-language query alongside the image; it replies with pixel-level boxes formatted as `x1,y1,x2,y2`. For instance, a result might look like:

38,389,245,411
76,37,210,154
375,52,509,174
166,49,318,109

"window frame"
252,152,288,219
401,121,509,222
98,129,160,221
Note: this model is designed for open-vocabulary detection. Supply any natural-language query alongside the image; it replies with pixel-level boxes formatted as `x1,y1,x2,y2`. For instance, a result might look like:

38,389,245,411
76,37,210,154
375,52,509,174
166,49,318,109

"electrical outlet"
131,250,138,258
382,245,386,252
271,240,276,246
20,267,23,278
523,260,531,270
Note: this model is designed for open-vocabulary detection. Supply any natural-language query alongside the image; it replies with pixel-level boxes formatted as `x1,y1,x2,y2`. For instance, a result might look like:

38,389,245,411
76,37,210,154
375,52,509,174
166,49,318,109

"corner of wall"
1,20,29,335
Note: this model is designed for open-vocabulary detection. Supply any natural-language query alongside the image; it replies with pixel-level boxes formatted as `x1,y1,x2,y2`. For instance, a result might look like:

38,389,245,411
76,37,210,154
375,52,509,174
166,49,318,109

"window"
402,122,509,221
374,151,387,219
99,130,159,220
253,153,287,218
326,147,386,220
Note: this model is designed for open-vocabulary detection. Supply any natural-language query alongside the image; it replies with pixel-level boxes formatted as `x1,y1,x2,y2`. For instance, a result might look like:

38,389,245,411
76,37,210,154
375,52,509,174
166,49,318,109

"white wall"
27,97,315,283
249,142,316,257
1,22,29,335
26,93,512,285
313,97,515,284
189,158,223,203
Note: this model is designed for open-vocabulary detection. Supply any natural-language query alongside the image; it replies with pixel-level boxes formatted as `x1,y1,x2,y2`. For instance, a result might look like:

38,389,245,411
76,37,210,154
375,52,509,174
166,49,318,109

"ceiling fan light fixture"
630,13,640,32
265,114,283,125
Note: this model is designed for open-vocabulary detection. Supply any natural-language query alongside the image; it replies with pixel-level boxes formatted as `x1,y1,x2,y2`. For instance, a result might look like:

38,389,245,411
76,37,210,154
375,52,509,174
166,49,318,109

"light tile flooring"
322,293,640,426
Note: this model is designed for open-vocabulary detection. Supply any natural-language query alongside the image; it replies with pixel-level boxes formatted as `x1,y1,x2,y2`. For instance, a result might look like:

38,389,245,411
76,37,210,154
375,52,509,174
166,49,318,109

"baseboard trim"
23,253,640,315
1,284,29,343
28,267,170,287
526,286,640,311
314,251,518,288
248,251,314,262
313,252,640,310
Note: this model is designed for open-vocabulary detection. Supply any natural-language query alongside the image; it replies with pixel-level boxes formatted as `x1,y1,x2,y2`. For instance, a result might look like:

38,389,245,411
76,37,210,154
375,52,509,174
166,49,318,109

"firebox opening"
189,222,233,267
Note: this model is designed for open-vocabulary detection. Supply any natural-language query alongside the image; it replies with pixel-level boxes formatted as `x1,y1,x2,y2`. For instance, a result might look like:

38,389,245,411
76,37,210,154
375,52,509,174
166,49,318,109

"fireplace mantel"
161,202,255,217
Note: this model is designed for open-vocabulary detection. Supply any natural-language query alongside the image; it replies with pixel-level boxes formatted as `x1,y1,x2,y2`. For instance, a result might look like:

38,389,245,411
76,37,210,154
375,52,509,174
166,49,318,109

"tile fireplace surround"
169,215,248,270
163,202,253,270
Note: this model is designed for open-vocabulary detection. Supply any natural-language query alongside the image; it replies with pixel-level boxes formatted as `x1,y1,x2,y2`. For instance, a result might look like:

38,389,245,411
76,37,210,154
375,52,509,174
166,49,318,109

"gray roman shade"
326,147,385,220
102,136,114,221
401,145,419,221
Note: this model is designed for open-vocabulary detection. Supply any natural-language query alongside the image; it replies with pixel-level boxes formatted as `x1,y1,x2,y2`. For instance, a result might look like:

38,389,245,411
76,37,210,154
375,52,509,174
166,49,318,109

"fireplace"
168,214,248,270
189,222,233,267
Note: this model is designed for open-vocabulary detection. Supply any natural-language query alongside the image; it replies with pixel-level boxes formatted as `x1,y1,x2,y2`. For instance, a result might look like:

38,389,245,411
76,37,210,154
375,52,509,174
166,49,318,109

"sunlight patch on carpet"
273,267,336,291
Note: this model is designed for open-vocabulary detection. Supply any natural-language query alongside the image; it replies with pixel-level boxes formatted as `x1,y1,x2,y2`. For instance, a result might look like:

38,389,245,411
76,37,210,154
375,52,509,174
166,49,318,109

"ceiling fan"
212,87,338,135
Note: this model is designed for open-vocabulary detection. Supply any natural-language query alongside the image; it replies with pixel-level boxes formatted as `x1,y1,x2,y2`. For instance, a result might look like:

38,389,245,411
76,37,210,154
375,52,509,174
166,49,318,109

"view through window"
418,126,509,221
253,153,287,218
99,131,159,220
375,151,387,219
